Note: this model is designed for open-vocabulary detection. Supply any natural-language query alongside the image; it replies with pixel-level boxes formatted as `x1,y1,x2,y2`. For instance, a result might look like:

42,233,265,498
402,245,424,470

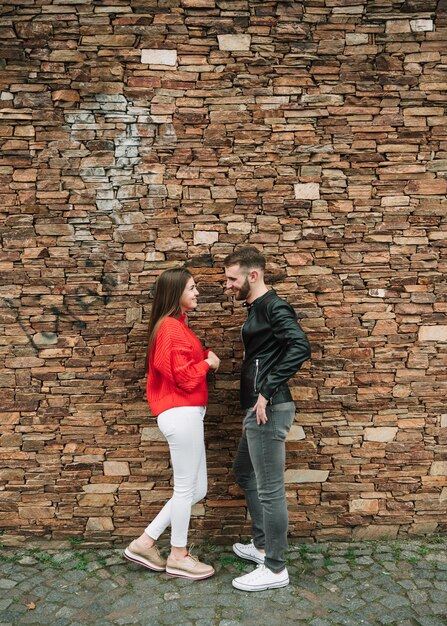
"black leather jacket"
240,289,311,409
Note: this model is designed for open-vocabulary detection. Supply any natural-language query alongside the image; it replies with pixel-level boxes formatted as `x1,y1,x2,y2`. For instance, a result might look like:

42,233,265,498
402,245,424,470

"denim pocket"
267,402,295,441
243,407,256,431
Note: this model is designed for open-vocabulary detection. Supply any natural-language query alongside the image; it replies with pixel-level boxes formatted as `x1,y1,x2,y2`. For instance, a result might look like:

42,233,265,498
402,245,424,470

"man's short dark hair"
223,246,266,272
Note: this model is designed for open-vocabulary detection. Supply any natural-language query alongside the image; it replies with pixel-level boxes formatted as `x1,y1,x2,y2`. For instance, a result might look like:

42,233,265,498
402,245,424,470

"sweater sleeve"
152,318,210,393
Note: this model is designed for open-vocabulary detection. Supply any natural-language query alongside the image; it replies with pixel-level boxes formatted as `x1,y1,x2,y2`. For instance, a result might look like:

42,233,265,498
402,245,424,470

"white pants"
146,406,207,547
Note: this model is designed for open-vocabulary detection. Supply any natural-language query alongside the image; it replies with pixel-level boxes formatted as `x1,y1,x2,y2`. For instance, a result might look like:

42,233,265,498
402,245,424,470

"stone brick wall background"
1,0,446,545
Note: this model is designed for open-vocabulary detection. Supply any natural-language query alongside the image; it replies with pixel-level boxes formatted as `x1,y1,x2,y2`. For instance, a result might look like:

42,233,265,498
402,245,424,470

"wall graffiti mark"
2,297,41,352
1,274,118,353
3,94,151,356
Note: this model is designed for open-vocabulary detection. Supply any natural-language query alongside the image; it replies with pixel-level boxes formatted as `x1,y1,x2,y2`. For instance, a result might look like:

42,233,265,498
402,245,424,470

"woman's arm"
152,319,211,392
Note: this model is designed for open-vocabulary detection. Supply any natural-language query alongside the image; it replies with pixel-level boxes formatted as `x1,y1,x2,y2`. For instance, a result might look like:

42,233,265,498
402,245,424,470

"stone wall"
1,0,446,545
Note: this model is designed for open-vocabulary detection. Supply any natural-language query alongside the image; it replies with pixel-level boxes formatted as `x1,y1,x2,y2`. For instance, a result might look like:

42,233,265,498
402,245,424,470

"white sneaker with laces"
232,564,289,592
232,540,265,565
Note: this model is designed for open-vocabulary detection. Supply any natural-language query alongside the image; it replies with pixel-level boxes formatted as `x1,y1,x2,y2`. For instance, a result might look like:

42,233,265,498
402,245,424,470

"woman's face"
179,276,199,313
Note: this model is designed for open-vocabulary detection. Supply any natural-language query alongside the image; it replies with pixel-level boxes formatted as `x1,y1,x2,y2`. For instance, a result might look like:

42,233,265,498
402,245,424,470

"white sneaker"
232,564,289,592
232,540,265,565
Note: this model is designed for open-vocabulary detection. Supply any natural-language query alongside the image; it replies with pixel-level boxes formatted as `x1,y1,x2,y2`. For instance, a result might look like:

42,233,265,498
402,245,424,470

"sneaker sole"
232,545,265,565
166,566,215,580
232,578,289,592
123,548,165,572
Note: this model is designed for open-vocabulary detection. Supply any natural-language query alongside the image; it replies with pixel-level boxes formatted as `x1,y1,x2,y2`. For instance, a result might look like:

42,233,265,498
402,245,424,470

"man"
224,247,311,592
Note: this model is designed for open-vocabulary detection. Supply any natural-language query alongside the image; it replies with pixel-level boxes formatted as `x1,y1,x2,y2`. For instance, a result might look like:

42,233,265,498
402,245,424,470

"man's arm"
255,299,311,424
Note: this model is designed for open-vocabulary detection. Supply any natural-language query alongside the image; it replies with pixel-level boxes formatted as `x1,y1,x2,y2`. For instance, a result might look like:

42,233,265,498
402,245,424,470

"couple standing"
124,247,311,592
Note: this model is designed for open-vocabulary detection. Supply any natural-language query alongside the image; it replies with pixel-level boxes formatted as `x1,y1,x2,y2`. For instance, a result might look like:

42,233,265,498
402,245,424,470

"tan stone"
86,517,114,531
409,522,438,535
78,493,115,506
82,35,136,47
52,90,80,102
12,169,37,182
429,462,447,476
346,33,368,45
217,34,251,51
49,50,84,62
191,504,205,515
287,425,305,441
419,326,447,342
155,238,187,252
141,428,164,442
393,386,411,401
377,144,418,153
35,224,74,236
141,49,177,65
104,461,130,476
406,53,439,63
397,418,425,429
364,428,398,443
39,348,72,358
405,180,447,195
381,195,410,207
211,186,237,199
193,231,219,245
227,222,251,234
5,357,44,368
285,469,329,483
82,484,119,494
126,307,142,324
372,320,398,336
385,20,411,33
353,525,399,540
294,183,320,200
349,499,379,514
119,483,155,492
14,125,35,137
285,253,313,266
19,506,55,519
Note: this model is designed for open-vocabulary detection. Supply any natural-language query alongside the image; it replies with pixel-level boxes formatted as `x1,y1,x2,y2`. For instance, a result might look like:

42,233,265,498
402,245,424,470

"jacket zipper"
254,358,259,393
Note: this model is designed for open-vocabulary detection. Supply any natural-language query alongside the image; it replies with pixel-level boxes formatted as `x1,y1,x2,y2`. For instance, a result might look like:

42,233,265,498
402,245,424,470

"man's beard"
234,276,251,301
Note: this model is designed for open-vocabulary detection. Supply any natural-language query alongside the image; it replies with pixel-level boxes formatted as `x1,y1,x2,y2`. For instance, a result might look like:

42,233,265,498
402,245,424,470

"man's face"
225,264,251,301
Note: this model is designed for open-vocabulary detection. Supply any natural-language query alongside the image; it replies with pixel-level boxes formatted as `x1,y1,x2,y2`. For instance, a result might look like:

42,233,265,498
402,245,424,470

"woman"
124,268,220,580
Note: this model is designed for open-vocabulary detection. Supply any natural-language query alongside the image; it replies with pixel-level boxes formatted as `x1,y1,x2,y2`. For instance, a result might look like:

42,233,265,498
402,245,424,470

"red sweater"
146,314,210,416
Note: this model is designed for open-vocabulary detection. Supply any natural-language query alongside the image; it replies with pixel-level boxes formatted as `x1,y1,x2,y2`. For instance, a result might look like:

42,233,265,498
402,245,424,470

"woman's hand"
205,351,220,371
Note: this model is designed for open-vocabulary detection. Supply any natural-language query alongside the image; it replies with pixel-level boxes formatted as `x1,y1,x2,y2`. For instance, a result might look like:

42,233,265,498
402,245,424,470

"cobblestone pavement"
1,537,447,625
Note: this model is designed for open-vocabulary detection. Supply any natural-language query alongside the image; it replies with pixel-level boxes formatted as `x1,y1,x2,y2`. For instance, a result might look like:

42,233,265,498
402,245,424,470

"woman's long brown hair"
146,267,193,370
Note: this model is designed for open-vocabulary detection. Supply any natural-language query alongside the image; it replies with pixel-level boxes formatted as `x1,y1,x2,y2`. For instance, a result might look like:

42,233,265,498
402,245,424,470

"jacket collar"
244,289,275,312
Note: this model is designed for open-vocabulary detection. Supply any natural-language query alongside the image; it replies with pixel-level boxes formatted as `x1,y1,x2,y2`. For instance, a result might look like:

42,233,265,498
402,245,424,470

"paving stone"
0,599,13,610
0,578,17,589
355,556,374,565
359,586,384,602
416,619,447,626
397,579,417,591
380,594,411,609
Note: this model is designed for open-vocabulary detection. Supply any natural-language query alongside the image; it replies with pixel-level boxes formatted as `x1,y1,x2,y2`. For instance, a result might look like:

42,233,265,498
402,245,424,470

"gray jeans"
233,402,295,573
